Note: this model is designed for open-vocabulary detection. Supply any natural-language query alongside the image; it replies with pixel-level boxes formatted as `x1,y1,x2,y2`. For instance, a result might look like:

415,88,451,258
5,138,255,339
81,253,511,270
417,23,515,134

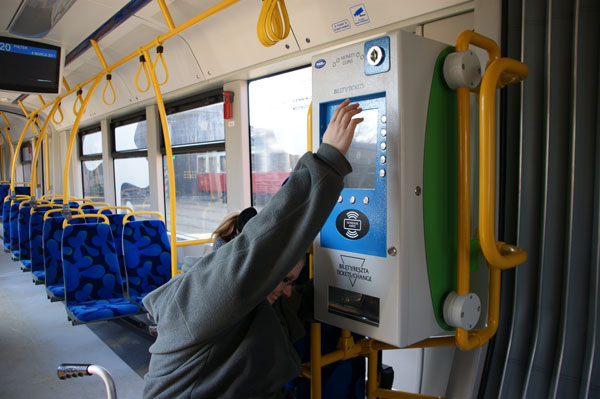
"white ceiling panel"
0,0,23,32
286,0,471,50
45,0,130,51
177,0,299,79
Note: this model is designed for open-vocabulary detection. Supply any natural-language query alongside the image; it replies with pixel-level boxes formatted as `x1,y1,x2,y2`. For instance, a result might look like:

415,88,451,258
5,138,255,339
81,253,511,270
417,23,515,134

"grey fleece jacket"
142,144,351,399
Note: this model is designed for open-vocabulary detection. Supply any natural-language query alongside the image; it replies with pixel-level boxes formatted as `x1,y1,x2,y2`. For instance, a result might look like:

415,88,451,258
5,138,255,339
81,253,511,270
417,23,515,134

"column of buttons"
380,114,386,178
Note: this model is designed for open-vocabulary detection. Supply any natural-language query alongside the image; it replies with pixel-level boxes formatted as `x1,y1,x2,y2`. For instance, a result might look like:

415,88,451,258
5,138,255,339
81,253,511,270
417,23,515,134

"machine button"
349,196,356,204
363,196,369,205
380,155,386,164
338,196,343,203
381,128,387,137
379,169,386,177
381,115,387,123
380,142,387,151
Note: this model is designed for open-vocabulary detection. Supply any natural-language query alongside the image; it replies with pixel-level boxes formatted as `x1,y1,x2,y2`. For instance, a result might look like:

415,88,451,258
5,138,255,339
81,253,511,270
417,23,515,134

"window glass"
114,157,150,214
115,120,147,151
249,67,311,209
82,160,104,202
82,130,102,155
163,151,227,238
166,102,224,146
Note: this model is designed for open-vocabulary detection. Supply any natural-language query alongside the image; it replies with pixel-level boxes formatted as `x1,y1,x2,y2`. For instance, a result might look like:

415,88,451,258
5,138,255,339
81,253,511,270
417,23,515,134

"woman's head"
266,254,307,304
212,207,258,243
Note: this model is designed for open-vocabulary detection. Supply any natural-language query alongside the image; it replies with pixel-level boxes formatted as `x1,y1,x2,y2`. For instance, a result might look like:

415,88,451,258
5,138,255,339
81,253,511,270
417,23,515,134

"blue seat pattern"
43,215,81,301
9,200,23,259
0,184,9,217
14,186,30,196
2,199,11,251
18,203,32,269
122,220,171,307
62,223,140,323
29,206,54,284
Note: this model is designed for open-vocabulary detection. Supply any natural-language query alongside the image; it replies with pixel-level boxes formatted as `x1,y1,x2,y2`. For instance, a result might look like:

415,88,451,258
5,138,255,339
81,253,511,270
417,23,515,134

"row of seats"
0,187,171,326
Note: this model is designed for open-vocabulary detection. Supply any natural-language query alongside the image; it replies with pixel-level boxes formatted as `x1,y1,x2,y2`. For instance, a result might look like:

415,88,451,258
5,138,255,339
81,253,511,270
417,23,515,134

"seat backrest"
9,200,23,254
106,213,132,277
14,186,30,196
42,215,68,288
29,206,54,273
122,219,171,298
2,199,11,249
0,184,9,216
18,203,32,261
62,223,127,305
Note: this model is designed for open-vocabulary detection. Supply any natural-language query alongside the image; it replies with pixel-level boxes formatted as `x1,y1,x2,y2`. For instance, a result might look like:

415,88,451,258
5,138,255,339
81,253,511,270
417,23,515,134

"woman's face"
267,257,305,304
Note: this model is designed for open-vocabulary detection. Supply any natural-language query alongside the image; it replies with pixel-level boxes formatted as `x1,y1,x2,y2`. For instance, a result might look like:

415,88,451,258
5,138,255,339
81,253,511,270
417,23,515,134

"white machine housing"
312,29,451,348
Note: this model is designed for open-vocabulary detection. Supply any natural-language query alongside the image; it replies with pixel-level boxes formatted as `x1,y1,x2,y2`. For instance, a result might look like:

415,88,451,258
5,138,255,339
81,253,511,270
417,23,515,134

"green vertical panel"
423,47,458,331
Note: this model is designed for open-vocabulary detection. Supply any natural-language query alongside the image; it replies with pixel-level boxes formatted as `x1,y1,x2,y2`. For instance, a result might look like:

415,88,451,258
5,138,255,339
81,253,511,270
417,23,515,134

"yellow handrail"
123,211,164,224
63,213,109,229
9,113,35,194
30,101,60,197
78,202,109,211
97,206,133,214
175,238,213,247
478,58,528,269
30,203,60,215
44,208,82,221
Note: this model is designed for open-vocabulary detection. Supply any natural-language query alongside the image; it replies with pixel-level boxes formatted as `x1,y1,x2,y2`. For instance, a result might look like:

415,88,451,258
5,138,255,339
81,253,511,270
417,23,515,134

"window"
111,114,149,214
248,67,312,210
162,90,227,238
79,126,104,202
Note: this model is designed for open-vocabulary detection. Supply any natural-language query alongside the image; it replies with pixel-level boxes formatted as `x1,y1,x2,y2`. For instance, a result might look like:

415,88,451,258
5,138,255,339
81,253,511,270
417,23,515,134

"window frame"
78,124,102,161
110,111,148,159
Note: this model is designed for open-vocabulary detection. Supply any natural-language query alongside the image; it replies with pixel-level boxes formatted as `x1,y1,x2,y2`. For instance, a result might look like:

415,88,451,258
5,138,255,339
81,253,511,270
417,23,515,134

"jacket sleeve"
143,144,351,350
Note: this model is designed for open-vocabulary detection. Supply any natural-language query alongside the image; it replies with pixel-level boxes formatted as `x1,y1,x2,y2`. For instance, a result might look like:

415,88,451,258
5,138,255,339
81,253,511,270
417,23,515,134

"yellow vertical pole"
44,128,50,192
0,144,3,181
142,47,178,278
1,112,15,178
62,77,104,205
30,103,60,197
10,115,35,194
157,0,177,31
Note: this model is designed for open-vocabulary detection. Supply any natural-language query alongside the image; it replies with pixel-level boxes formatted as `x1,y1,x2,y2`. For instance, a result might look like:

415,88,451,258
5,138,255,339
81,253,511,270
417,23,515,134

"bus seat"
0,184,9,217
83,207,112,223
14,186,30,196
43,215,82,302
106,213,133,281
122,219,171,308
18,202,32,270
62,223,141,324
9,200,24,260
3,199,11,251
29,206,54,285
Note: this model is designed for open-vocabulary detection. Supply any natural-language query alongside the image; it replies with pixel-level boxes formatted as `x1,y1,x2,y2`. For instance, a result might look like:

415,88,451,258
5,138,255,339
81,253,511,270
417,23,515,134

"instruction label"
350,4,370,26
332,19,351,33
337,255,372,287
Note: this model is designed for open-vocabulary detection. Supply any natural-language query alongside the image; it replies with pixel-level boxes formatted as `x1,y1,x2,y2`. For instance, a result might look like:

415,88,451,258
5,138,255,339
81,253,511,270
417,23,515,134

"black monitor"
0,36,62,94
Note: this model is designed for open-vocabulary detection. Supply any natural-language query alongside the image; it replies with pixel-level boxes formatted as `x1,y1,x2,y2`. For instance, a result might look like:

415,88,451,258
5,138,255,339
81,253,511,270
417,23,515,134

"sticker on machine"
337,255,372,286
349,4,370,26
336,209,369,239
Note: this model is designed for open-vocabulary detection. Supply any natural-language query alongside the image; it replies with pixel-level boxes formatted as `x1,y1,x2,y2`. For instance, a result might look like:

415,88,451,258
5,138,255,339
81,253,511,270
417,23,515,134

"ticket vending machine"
312,29,468,348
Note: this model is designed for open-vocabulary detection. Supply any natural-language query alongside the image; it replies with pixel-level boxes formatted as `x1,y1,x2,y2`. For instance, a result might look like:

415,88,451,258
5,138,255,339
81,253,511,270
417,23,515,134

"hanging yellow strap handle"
257,0,290,47
136,53,151,93
52,102,64,124
153,44,169,86
103,73,116,105
73,89,84,115
31,115,40,134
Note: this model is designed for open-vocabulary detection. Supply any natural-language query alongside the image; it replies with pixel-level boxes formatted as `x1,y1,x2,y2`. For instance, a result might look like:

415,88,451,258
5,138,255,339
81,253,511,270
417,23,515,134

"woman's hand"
322,99,363,155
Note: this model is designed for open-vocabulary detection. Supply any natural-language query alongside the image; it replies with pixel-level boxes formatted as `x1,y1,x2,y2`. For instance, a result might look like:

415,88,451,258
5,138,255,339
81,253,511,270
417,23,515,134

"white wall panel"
286,0,471,50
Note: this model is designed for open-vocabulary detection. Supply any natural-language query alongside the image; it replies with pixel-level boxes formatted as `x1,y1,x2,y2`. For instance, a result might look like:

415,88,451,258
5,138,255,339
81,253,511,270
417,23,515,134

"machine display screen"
344,108,379,189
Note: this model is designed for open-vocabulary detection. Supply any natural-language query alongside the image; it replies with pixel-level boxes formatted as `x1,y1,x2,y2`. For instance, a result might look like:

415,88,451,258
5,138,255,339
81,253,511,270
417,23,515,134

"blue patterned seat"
9,200,24,260
43,214,82,301
106,213,132,281
62,222,141,324
18,202,32,270
2,198,11,251
0,184,9,218
29,206,55,284
122,219,171,308
14,186,30,196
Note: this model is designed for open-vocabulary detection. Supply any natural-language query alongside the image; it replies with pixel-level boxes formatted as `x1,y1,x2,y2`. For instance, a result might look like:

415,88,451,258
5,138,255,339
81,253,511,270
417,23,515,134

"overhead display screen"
0,36,61,94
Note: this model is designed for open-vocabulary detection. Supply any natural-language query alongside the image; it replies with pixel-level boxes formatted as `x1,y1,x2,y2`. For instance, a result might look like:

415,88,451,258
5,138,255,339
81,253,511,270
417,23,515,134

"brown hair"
211,211,240,243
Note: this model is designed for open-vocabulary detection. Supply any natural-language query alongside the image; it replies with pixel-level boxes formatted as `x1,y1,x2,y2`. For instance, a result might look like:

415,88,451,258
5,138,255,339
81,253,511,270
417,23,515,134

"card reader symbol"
343,212,362,238
336,209,369,240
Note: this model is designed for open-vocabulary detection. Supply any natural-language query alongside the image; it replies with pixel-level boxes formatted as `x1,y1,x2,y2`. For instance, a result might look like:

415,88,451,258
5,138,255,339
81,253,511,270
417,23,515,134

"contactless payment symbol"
336,209,369,240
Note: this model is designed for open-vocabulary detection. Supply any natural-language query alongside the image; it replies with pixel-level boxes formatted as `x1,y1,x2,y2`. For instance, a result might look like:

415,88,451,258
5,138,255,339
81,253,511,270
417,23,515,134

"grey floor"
0,250,149,399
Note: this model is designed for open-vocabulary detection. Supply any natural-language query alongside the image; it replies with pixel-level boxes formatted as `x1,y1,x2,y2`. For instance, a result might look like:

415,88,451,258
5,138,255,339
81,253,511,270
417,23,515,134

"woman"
142,99,362,398
211,207,258,250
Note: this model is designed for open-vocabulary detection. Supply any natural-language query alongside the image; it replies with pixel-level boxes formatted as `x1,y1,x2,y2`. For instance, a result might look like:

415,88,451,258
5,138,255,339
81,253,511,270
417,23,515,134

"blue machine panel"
319,93,387,257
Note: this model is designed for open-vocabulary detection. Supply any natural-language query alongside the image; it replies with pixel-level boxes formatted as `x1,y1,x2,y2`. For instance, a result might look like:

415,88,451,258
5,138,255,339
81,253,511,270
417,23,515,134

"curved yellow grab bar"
70,198,92,203
78,202,109,211
98,206,134,214
13,182,30,187
175,237,213,247
63,213,109,229
42,194,62,200
479,58,529,269
44,208,82,221
123,211,164,224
